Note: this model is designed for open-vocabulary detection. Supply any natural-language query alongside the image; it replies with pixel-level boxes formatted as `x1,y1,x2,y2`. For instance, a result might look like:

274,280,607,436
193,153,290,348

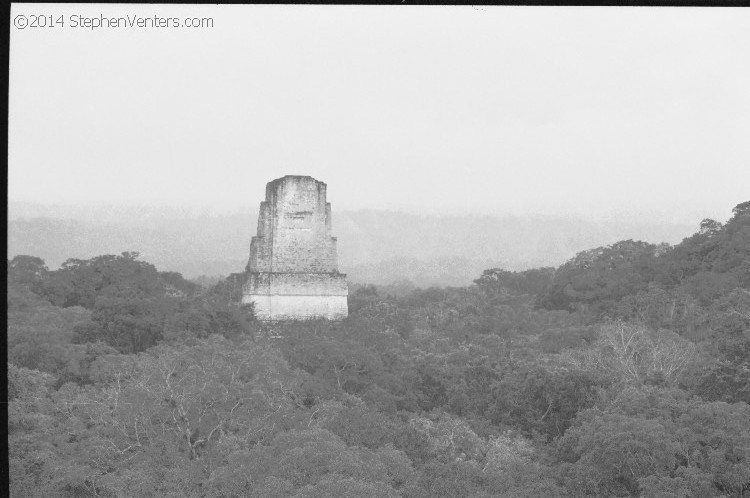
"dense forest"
7,201,750,497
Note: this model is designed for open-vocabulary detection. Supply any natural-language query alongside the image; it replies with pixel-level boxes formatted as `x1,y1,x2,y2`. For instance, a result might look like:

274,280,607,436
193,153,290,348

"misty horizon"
7,197,739,226
8,198,707,286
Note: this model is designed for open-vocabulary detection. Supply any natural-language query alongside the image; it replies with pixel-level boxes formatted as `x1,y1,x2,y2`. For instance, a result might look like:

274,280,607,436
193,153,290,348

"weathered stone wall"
245,272,348,296
242,176,348,320
247,177,339,274
250,295,349,321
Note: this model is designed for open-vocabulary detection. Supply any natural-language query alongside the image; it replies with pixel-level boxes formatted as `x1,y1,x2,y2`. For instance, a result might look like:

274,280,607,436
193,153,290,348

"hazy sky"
9,5,750,222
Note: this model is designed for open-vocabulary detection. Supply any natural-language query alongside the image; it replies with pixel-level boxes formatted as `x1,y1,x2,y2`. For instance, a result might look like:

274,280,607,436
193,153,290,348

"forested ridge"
7,201,750,497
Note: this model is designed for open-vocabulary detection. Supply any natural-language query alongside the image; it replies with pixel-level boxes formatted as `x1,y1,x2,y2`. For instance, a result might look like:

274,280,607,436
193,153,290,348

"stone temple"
242,175,348,320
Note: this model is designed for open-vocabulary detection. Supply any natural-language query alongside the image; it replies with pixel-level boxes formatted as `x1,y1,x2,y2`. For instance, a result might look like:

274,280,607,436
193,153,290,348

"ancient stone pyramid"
242,175,348,320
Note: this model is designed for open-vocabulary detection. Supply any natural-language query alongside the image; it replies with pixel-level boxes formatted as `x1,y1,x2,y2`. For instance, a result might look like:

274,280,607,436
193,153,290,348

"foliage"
7,200,749,497
557,387,750,497
474,267,555,297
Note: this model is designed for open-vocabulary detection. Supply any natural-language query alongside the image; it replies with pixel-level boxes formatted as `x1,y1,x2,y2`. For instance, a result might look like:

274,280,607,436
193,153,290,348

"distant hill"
8,202,696,286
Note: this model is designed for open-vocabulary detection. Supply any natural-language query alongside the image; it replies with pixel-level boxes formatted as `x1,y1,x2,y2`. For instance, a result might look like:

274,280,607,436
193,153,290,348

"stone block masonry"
242,176,348,320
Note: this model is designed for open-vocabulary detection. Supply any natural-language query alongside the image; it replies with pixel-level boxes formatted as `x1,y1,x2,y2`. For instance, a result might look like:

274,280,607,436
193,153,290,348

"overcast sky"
9,5,750,222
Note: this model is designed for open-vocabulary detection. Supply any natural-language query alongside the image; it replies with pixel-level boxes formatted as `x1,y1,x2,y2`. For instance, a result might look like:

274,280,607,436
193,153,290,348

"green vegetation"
7,202,749,497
